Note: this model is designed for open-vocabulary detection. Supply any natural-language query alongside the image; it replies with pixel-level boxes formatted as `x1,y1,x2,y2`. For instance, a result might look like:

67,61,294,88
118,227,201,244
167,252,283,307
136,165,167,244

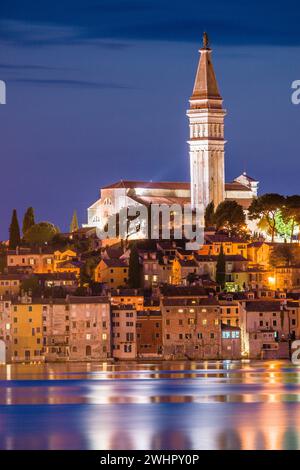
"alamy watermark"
96,203,204,250
291,80,300,104
0,80,6,104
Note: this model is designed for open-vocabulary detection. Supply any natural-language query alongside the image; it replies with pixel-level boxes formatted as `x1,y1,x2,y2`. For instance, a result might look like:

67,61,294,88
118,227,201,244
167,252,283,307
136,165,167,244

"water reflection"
1,361,300,449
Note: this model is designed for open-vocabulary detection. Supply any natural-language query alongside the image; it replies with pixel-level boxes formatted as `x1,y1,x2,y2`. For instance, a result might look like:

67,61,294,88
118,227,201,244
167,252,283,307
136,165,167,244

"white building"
86,34,258,235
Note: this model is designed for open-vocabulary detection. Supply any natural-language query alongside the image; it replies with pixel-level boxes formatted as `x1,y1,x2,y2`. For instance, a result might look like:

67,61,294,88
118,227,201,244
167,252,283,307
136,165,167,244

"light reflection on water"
1,361,300,449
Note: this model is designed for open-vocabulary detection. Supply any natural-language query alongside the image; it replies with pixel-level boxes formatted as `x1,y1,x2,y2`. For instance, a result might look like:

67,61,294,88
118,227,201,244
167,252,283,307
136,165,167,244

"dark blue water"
1,361,300,450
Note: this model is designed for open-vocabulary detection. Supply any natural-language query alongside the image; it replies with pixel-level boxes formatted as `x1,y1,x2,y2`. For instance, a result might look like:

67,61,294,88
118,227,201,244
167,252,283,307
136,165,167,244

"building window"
232,331,240,339
222,331,230,339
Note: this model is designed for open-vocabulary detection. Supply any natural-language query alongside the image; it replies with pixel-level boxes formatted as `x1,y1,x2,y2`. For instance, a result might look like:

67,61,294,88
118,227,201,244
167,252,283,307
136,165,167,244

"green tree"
204,202,215,227
128,244,141,288
70,210,79,233
24,222,59,245
216,244,226,289
214,200,246,235
0,243,6,273
21,277,42,297
9,209,21,249
281,195,300,242
22,207,35,236
274,211,293,241
269,244,300,268
248,194,286,242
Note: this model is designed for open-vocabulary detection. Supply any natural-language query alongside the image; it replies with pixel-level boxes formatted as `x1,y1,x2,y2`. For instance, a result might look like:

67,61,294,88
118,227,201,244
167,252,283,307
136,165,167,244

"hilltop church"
86,34,258,233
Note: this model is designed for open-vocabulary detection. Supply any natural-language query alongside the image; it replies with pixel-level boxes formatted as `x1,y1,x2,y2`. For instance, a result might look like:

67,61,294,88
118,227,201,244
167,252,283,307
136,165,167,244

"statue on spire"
203,32,209,49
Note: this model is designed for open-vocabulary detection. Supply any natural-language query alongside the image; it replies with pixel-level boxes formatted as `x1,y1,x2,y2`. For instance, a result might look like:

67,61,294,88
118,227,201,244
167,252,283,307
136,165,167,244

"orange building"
94,259,129,288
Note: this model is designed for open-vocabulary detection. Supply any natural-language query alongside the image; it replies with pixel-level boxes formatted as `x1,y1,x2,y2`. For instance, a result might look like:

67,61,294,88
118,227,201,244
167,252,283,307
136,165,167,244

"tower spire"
187,34,226,211
191,33,221,102
202,31,209,49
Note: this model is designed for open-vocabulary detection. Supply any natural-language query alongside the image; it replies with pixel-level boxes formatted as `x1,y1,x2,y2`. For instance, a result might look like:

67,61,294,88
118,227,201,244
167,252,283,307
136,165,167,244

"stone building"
161,295,221,360
240,300,299,358
136,310,162,358
67,296,110,361
111,304,136,360
221,323,241,360
43,296,111,362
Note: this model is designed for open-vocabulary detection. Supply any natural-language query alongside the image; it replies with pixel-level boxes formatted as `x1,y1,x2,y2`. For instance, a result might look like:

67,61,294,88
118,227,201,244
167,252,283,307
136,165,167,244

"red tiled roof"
103,180,250,193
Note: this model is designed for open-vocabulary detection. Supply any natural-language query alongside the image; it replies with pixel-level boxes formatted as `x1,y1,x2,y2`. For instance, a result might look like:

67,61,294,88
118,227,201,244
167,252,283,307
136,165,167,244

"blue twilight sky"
0,0,300,238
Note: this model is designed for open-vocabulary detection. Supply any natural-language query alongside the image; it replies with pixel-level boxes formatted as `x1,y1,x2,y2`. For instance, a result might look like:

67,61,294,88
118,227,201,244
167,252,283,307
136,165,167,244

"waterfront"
1,361,300,450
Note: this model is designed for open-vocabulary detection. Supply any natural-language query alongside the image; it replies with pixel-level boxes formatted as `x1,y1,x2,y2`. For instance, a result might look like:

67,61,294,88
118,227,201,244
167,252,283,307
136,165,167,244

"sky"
0,0,300,239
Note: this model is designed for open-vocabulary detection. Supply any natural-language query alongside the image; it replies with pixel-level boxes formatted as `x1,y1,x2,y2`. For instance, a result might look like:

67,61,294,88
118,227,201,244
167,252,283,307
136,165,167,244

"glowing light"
268,276,275,285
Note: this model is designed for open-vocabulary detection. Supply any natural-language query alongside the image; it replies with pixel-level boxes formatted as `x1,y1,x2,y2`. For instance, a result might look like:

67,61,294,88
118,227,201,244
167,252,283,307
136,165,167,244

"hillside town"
1,202,300,364
1,34,300,365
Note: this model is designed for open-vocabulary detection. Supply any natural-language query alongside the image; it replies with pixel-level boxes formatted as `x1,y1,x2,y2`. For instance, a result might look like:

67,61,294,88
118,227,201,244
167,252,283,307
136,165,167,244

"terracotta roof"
0,273,26,280
56,260,83,268
7,247,54,255
162,297,219,307
137,310,162,317
177,259,198,267
225,182,251,192
68,296,109,304
103,180,251,194
111,288,143,296
35,273,77,280
245,301,283,312
102,259,128,268
160,285,207,297
103,180,190,190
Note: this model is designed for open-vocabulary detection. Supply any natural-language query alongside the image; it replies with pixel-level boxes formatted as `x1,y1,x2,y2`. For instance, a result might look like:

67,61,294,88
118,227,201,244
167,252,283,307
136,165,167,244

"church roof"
225,182,251,192
103,180,190,190
191,33,222,101
103,180,250,193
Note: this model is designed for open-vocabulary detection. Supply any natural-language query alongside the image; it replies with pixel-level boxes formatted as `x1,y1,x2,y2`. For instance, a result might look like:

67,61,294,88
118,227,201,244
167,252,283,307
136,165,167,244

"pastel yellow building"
11,300,44,362
199,235,248,259
55,260,82,278
53,249,77,269
171,258,198,285
94,259,129,288
247,242,274,268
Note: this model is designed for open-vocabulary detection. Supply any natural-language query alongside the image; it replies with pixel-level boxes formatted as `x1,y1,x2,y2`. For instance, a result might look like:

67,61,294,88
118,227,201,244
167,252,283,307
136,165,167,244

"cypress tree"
204,201,215,227
9,209,21,249
216,244,226,289
128,244,141,288
22,207,35,236
70,210,79,233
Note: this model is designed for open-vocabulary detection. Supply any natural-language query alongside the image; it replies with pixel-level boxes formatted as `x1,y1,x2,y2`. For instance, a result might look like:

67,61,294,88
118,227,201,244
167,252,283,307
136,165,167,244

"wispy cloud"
0,63,70,71
11,78,134,90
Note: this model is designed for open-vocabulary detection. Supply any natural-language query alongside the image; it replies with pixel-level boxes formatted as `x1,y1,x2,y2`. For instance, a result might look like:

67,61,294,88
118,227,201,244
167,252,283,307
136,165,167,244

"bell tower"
187,33,226,210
